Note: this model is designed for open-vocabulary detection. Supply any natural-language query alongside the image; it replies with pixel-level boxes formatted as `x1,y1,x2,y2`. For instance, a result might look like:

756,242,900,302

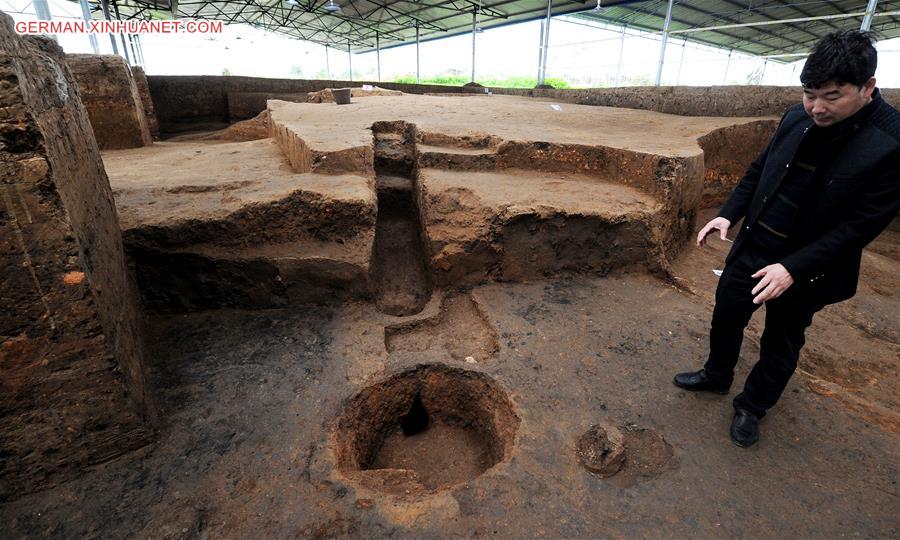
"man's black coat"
718,89,900,305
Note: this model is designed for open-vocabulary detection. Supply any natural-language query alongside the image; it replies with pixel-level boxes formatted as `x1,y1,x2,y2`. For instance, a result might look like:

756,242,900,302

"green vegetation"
392,74,570,89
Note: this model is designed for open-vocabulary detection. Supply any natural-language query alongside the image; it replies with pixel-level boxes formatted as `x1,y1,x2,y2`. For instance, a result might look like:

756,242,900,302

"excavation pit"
334,364,519,496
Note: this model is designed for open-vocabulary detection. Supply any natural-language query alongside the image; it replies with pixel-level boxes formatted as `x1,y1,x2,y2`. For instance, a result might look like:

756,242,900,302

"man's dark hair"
800,30,877,88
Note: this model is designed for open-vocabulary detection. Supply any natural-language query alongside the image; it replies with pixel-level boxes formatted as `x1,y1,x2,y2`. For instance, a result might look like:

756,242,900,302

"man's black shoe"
730,409,760,448
672,369,730,394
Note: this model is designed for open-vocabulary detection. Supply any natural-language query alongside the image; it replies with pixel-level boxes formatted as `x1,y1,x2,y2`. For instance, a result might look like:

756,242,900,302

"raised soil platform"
268,94,776,288
5,87,898,539
103,94,776,313
66,54,152,150
103,139,374,311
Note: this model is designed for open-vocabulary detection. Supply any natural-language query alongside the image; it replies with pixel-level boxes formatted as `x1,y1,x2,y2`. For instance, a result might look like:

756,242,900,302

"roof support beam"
78,0,100,53
34,0,52,21
470,8,477,83
111,0,131,63
862,0,878,31
653,0,673,86
716,0,821,44
668,10,900,36
415,22,420,83
100,0,120,55
537,0,551,86
666,2,807,56
348,39,353,80
613,23,625,87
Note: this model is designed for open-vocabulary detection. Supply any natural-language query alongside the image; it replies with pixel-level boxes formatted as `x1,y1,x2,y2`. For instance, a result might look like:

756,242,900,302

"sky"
4,0,900,88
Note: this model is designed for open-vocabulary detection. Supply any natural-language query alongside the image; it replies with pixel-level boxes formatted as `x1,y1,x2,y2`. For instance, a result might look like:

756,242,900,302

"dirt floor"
3,94,896,538
2,227,897,538
268,94,772,157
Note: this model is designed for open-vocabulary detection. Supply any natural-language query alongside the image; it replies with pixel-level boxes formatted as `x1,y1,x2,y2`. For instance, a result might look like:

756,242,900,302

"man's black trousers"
702,241,827,418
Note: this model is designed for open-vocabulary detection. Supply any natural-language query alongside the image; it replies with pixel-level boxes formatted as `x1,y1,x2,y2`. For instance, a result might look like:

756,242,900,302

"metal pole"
33,0,55,41
471,8,477,83
376,32,381,82
790,62,798,85
415,23,420,83
536,20,545,83
861,0,878,30
325,45,330,78
348,40,353,81
668,9,900,35
100,0,119,55
78,0,100,54
538,0,552,85
111,0,130,63
614,24,626,86
654,0,674,86
119,34,131,64
722,49,732,85
133,34,143,66
676,39,686,85
34,0,52,21
127,33,138,65
614,24,625,87
760,58,768,84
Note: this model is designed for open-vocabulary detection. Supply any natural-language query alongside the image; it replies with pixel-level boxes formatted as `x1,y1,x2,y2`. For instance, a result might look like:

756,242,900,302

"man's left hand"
751,264,794,304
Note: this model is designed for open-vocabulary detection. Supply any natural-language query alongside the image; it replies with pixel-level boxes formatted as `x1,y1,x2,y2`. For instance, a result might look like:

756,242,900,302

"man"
674,30,900,447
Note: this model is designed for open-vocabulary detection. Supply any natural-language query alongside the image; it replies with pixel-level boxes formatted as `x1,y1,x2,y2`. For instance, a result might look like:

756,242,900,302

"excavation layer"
103,95,775,311
103,139,375,311
269,94,776,279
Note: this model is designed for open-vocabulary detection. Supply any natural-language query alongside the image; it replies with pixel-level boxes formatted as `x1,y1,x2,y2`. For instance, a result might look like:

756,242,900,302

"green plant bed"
392,74,570,89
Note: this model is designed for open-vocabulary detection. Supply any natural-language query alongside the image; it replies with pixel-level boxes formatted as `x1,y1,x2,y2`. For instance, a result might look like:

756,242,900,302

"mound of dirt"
307,86,404,103
168,110,270,142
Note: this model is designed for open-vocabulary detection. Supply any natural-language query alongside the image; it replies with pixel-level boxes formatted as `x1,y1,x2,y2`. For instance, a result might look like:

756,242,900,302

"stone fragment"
576,423,626,477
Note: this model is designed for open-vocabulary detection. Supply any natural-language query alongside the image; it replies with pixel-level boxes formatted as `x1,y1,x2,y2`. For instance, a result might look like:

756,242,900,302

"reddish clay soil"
370,423,494,490
3,95,896,538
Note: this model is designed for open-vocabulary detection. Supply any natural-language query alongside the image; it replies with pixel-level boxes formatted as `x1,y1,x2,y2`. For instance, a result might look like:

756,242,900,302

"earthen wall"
131,65,159,138
147,75,900,132
66,53,152,149
148,75,482,131
492,86,900,117
0,16,154,500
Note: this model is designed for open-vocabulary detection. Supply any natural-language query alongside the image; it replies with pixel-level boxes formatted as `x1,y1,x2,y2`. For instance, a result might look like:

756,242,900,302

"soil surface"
3,253,896,537
269,94,774,157
386,293,500,363
370,423,493,490
102,139,372,231
6,94,895,538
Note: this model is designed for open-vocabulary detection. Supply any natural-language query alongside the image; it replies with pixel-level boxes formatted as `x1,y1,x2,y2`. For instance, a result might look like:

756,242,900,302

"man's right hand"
696,217,732,247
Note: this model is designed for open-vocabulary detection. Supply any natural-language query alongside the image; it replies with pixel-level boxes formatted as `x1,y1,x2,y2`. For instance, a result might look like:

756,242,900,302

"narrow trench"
370,124,433,316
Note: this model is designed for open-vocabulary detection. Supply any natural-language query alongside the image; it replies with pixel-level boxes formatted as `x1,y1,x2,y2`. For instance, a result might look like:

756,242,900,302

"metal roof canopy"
84,1,900,55
577,0,900,61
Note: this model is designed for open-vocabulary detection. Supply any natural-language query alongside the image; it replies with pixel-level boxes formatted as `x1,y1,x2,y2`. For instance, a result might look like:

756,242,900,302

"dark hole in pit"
335,364,519,495
400,392,429,436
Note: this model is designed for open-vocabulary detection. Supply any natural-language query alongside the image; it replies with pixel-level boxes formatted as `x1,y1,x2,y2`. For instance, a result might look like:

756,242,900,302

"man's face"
802,78,876,127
